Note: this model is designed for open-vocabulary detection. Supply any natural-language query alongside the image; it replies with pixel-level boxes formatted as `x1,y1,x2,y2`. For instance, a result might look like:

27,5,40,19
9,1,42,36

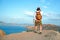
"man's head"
36,7,41,11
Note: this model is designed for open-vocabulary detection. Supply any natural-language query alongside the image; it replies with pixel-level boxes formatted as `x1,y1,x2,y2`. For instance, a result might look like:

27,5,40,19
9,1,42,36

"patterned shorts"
35,20,42,26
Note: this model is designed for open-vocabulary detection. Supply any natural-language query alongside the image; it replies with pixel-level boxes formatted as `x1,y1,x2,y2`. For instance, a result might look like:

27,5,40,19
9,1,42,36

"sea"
0,25,27,35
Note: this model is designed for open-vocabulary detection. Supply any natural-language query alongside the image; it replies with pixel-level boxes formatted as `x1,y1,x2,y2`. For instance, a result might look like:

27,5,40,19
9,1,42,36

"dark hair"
36,7,41,11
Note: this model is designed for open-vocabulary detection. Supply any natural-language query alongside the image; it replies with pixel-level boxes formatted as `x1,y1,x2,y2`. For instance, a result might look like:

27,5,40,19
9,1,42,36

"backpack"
36,11,42,20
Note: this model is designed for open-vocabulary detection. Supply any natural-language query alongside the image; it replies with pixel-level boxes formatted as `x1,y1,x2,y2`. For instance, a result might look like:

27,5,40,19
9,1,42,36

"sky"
0,0,60,26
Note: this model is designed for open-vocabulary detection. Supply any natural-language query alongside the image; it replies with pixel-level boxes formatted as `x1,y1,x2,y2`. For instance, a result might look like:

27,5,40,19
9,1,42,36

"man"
34,7,42,34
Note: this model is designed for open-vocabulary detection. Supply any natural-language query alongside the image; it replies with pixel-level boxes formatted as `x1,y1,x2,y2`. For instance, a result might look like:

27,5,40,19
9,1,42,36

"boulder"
0,30,5,37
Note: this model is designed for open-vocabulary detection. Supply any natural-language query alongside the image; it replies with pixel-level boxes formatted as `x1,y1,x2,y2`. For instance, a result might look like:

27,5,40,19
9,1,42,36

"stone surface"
2,30,60,40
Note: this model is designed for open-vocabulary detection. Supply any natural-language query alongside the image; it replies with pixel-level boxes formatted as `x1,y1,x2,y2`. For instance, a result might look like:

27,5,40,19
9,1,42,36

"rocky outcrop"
2,30,60,40
26,24,60,32
0,30,5,40
0,30,5,37
0,24,60,40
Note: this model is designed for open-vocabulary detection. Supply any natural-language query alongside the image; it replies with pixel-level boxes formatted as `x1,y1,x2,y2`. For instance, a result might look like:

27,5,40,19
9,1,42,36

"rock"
2,30,60,40
0,30,5,37
0,30,6,40
26,26,34,32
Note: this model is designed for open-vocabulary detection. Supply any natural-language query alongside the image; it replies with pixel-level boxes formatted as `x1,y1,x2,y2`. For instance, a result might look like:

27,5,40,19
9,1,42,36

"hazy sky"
0,0,60,25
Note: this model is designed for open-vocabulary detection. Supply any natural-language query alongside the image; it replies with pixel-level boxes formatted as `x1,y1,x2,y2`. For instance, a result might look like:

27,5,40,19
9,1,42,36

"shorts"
35,20,42,26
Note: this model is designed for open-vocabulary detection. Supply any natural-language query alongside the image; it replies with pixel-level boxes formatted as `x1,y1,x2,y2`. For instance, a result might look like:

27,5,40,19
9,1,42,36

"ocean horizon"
0,25,27,35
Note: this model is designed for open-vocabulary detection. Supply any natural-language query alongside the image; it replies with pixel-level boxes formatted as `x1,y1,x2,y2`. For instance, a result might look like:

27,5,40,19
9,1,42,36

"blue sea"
0,25,27,35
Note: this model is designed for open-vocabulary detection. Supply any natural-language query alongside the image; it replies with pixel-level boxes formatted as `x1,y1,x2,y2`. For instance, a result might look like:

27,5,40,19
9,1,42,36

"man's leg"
34,20,38,33
38,25,42,34
40,24,42,32
34,26,37,31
